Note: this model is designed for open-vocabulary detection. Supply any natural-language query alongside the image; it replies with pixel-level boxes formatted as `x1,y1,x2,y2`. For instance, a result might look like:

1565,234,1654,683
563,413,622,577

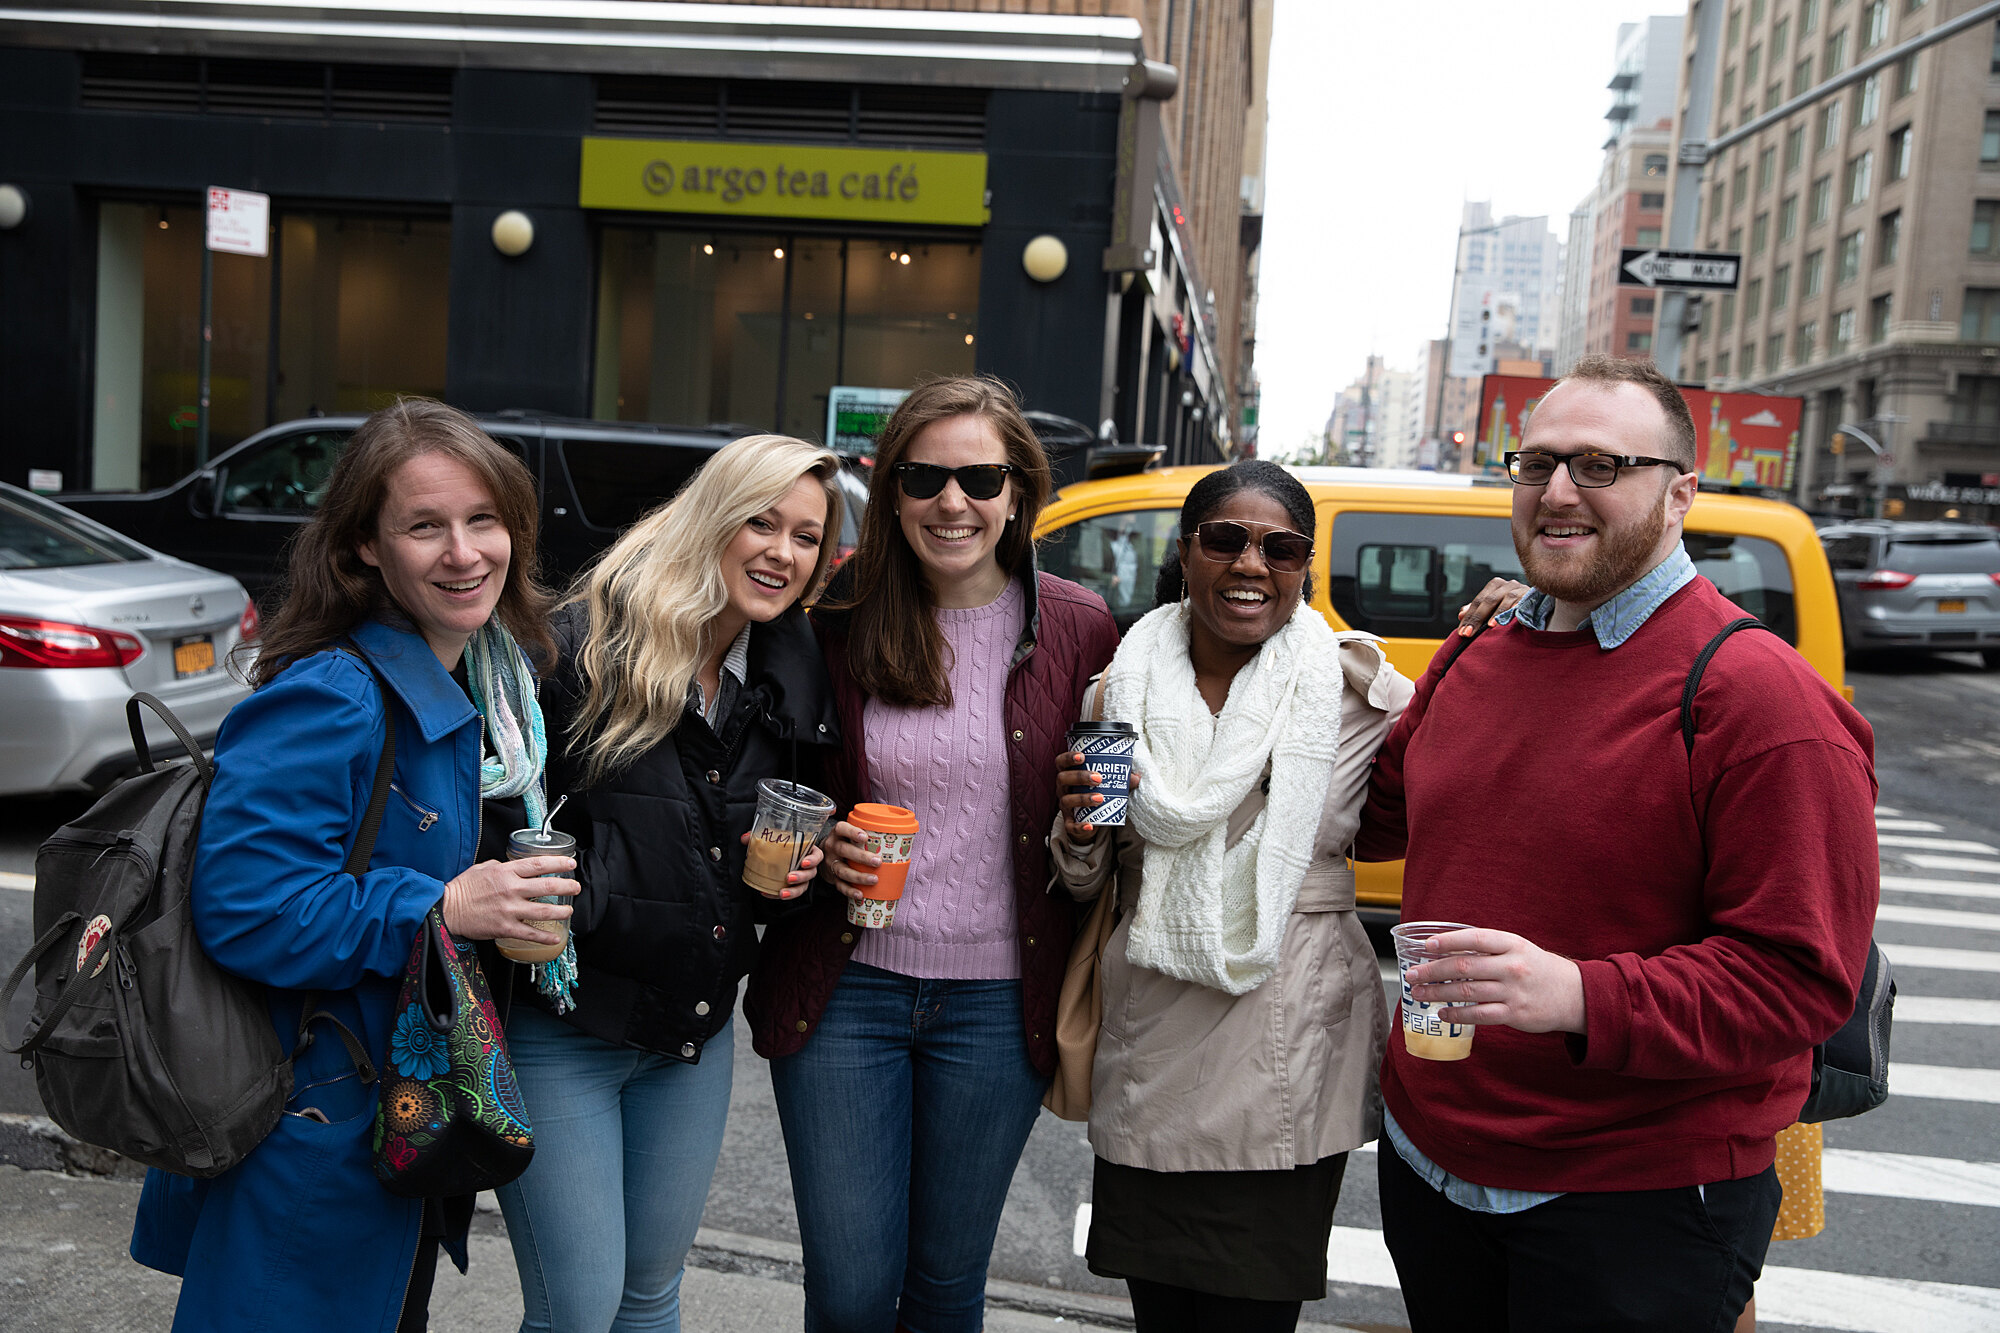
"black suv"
60,412,866,604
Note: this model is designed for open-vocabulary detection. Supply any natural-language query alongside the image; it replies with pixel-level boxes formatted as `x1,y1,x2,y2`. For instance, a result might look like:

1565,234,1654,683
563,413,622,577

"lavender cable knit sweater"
852,578,1024,979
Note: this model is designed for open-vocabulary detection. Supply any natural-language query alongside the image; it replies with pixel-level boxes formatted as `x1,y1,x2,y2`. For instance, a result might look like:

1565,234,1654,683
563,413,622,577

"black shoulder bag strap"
1679,617,1776,756
1679,615,1892,1122
289,643,399,1083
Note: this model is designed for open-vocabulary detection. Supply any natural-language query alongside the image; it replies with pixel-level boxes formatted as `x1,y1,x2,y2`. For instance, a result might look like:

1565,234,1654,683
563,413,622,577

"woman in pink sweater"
746,376,1118,1333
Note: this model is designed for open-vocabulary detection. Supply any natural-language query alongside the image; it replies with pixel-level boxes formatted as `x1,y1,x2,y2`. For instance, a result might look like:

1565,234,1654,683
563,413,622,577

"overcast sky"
1254,0,1684,460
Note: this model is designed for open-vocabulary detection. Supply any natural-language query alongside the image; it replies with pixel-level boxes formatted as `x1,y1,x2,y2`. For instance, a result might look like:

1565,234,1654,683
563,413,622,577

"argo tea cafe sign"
580,138,990,227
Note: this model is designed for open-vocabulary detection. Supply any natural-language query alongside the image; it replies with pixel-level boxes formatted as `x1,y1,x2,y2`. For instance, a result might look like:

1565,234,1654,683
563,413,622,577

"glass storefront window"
92,201,449,491
95,202,271,489
594,226,977,441
274,214,450,420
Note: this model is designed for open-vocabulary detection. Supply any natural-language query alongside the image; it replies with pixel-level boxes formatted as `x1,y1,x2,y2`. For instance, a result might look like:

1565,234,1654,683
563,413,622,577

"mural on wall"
1475,374,1802,491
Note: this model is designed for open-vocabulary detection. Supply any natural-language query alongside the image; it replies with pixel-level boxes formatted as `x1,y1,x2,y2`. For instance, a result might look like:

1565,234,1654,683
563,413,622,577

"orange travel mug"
845,803,920,929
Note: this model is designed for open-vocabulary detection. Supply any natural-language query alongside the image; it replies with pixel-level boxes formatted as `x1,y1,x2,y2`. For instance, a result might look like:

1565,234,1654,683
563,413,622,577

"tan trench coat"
1049,633,1413,1174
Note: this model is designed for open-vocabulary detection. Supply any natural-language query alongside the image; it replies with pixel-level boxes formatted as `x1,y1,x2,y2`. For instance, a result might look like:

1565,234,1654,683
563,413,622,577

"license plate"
1937,599,1967,614
173,634,216,677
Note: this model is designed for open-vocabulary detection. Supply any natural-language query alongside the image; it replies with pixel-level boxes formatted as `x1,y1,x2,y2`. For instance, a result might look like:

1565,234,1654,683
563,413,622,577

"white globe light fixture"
1021,234,1068,283
491,210,535,257
0,184,28,230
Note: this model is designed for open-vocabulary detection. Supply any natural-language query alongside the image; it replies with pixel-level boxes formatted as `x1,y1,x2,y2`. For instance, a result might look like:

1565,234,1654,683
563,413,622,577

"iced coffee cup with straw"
843,803,919,929
1391,920,1479,1061
743,779,836,899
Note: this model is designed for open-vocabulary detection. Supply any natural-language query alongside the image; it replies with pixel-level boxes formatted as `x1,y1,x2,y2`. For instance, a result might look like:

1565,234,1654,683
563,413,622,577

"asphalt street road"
3,651,1997,1332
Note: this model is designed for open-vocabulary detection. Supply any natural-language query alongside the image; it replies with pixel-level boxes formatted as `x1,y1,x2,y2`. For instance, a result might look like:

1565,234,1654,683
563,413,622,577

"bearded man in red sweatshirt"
1357,354,1878,1333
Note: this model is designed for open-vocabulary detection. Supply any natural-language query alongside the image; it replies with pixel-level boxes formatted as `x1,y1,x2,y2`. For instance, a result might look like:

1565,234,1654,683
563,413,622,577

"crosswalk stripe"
1875,818,1946,832
1876,835,1999,855
1874,806,1903,817
1823,1149,2000,1208
1896,995,2000,1026
1889,1064,2000,1105
1878,943,2000,974
1881,875,2000,901
0,871,31,892
1071,1203,1090,1258
1326,1225,1400,1289
1325,1226,2000,1331
1877,902,2000,932
1755,1266,2000,1332
1897,853,2000,876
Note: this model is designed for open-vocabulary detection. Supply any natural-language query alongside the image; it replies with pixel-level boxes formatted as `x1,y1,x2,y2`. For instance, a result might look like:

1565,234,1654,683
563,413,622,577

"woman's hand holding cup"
1058,752,1140,842
817,820,876,903
441,856,579,945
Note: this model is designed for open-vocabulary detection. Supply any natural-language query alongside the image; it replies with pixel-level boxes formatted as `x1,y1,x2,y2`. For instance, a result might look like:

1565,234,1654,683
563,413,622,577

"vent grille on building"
80,55,453,124
596,77,987,150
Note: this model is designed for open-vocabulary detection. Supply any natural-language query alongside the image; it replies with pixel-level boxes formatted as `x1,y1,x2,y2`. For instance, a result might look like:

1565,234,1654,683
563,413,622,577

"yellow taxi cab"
1033,462,1849,920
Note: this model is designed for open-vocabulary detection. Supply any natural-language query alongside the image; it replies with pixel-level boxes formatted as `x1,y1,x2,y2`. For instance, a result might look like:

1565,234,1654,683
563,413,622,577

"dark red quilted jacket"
745,567,1119,1077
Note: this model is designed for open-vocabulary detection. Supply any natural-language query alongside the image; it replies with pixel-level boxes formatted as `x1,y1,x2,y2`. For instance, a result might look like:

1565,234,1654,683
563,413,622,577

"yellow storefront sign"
579,137,989,227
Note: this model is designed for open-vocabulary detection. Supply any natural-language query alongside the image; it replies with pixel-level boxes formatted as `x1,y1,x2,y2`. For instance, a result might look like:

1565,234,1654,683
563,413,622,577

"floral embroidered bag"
372,907,534,1197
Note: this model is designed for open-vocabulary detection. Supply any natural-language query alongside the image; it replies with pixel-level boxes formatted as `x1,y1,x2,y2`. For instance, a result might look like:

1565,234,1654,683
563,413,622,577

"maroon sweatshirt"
1357,578,1879,1192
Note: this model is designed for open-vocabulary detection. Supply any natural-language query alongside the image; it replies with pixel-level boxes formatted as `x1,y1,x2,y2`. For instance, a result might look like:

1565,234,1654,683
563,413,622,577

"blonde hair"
567,434,844,786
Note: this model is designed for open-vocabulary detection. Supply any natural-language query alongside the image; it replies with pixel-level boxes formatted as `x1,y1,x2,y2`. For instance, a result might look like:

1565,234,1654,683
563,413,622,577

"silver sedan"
0,483,255,796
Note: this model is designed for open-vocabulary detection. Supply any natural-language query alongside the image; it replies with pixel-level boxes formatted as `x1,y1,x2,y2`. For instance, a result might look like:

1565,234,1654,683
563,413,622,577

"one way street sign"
1619,248,1740,290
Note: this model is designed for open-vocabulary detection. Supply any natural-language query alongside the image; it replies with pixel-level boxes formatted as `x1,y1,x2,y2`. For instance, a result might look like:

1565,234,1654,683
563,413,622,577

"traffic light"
1451,431,1467,447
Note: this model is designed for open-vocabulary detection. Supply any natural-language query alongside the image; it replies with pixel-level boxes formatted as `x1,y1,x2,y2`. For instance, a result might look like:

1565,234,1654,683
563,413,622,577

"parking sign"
206,187,270,257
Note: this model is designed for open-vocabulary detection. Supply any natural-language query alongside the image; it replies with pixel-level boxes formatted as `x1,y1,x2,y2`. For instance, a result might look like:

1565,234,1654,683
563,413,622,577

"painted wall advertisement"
1474,375,1802,490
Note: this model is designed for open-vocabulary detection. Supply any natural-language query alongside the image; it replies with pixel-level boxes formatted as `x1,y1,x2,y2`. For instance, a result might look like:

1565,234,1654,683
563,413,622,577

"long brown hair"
251,398,557,686
834,375,1052,708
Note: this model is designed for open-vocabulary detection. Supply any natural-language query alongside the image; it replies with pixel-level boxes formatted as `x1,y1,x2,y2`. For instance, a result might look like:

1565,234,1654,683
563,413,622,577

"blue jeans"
769,962,1049,1333
494,1004,734,1333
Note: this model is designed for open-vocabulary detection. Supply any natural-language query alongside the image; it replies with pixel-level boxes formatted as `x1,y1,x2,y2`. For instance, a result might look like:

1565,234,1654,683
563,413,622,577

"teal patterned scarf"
464,621,579,1012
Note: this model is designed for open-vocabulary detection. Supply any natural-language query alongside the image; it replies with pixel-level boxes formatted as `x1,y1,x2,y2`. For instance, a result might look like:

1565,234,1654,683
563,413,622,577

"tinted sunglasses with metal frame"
892,462,1018,501
1190,520,1314,572
1504,451,1690,488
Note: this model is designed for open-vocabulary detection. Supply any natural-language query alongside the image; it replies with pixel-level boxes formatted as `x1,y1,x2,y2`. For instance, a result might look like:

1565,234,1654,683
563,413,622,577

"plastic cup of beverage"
1066,720,1137,826
844,803,920,929
496,827,578,964
743,779,837,899
1391,920,1478,1062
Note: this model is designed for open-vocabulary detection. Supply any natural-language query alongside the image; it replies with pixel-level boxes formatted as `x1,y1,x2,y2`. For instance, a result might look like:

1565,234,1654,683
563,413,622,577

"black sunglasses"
892,462,1018,501
1189,520,1314,573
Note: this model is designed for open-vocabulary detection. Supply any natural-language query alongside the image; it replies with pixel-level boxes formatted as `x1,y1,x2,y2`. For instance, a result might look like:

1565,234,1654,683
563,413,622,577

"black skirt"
1085,1152,1349,1302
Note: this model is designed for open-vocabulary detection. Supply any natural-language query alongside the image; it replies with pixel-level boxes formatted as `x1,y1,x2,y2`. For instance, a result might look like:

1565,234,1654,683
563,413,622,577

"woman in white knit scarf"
1049,463,1520,1333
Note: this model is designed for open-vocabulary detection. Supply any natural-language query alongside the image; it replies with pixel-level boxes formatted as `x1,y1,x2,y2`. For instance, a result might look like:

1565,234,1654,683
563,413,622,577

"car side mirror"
1356,543,1442,623
188,470,217,516
188,471,218,516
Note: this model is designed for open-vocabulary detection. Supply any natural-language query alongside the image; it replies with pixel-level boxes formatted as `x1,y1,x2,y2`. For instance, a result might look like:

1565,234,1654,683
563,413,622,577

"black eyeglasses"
1189,520,1314,572
1504,451,1691,488
892,462,1018,501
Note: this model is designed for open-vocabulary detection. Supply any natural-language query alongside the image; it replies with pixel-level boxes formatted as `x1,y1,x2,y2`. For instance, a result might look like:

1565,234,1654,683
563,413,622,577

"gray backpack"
2,692,384,1176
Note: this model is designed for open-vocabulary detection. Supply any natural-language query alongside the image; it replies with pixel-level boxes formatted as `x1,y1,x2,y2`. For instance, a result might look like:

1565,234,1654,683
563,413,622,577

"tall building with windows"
1674,0,2000,511
1565,18,1683,368
1446,202,1565,379
0,0,1271,493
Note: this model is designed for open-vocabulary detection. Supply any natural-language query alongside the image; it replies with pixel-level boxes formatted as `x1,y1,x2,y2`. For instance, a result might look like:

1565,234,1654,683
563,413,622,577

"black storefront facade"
0,3,1234,496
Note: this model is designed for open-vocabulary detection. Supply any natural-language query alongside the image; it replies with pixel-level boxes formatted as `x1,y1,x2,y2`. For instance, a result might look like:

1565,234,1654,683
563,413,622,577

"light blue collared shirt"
1498,543,1697,648
1387,542,1698,1214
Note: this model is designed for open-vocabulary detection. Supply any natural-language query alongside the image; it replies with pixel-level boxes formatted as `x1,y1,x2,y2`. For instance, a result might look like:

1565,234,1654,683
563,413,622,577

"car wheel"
1983,648,2000,671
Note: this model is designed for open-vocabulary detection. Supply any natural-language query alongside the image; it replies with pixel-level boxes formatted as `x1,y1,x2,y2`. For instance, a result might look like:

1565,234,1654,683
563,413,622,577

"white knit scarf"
1101,599,1344,995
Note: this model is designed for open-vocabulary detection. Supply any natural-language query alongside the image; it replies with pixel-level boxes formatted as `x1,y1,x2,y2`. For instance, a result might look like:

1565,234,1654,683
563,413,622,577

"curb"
0,1113,143,1180
691,1226,1141,1329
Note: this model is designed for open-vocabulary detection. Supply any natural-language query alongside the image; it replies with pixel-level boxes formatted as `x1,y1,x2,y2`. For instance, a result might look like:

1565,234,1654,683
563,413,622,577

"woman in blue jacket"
130,399,578,1333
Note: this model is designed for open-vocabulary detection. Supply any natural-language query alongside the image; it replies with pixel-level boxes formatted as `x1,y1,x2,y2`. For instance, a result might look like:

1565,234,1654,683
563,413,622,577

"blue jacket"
130,619,484,1333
